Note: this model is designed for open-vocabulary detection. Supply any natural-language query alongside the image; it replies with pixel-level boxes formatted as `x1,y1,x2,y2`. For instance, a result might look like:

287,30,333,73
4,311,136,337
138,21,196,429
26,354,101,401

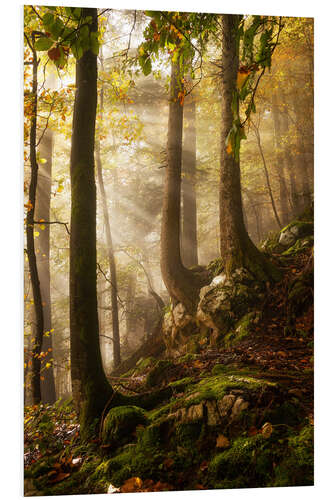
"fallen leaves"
216,434,230,448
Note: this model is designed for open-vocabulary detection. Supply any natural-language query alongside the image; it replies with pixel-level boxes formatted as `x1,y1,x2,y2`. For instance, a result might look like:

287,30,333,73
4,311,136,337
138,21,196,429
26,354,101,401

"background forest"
21,2,315,496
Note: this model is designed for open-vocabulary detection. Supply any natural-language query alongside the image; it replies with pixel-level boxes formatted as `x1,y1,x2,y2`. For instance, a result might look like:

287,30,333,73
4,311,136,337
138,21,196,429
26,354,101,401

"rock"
102,406,148,445
217,394,236,417
173,302,193,329
186,403,204,422
206,400,220,426
279,230,297,247
230,397,249,419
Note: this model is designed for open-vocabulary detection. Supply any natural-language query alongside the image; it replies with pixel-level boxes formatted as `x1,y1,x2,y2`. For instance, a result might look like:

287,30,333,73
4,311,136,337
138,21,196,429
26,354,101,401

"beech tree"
181,88,199,268
219,14,281,281
96,52,121,369
36,127,57,403
69,8,114,435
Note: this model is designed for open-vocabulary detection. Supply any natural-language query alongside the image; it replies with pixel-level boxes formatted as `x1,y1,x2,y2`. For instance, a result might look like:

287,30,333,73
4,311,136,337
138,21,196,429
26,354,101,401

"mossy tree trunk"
96,52,121,370
26,38,44,405
219,15,280,282
181,90,198,268
69,8,114,439
36,128,57,404
161,58,203,313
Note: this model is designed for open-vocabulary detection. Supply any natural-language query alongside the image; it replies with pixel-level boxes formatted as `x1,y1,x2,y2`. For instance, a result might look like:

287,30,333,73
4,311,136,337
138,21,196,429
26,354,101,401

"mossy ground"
24,213,313,495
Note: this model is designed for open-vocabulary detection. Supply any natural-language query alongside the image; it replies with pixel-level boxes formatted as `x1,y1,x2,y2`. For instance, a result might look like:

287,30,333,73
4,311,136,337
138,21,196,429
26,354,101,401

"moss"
169,376,195,388
282,235,314,256
280,220,313,237
224,311,257,347
102,405,148,446
189,374,275,405
207,258,224,277
146,360,173,387
273,425,314,486
209,434,265,479
135,356,156,372
178,353,199,363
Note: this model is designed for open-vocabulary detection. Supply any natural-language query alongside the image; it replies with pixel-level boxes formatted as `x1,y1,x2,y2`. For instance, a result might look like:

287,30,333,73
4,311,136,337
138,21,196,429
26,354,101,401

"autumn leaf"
226,137,233,155
48,46,61,61
120,477,143,493
216,434,230,448
237,67,251,89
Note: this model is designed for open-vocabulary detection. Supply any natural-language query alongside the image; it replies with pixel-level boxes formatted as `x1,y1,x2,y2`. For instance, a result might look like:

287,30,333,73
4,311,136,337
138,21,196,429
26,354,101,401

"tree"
69,8,113,436
35,126,57,403
24,28,44,405
181,87,199,268
219,14,280,281
96,51,121,370
160,57,202,312
138,11,213,312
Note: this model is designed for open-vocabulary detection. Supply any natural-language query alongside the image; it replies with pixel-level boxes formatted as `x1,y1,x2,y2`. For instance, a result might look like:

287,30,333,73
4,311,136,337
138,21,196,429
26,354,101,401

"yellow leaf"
45,362,51,369
34,231,40,237
57,185,64,193
237,70,250,89
226,138,233,155
40,224,45,230
120,477,143,493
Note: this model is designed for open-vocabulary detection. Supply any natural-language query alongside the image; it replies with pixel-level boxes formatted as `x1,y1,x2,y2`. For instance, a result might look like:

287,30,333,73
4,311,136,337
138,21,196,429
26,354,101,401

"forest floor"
24,219,314,495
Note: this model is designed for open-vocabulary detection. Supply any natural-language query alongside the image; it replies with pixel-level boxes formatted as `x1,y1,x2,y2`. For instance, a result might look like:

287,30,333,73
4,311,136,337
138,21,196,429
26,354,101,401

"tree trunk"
35,128,57,403
96,55,121,370
69,8,114,439
219,14,280,281
161,58,203,313
181,92,198,268
124,271,137,350
272,94,289,225
252,121,282,229
26,41,44,405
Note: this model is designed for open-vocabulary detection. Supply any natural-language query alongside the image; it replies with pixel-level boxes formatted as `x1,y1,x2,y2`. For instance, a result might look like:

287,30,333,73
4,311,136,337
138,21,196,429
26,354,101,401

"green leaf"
42,13,54,29
49,17,64,39
35,37,53,51
142,57,152,76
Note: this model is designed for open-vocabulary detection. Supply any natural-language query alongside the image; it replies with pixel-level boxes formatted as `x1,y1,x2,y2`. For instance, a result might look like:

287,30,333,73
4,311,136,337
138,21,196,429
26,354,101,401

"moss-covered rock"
272,424,314,486
102,406,148,446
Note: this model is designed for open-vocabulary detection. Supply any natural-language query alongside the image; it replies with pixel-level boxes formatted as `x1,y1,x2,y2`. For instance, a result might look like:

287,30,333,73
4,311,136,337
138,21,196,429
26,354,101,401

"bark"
181,91,198,268
252,121,282,229
161,58,205,313
35,128,57,403
124,271,137,350
69,8,113,439
26,40,44,405
96,55,121,370
219,15,280,281
272,94,289,225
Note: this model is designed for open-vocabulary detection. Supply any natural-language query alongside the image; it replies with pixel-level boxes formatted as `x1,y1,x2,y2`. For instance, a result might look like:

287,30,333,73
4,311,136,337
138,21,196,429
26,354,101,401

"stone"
217,394,236,417
230,397,249,419
206,400,220,426
172,302,192,329
186,403,204,422
279,230,296,247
